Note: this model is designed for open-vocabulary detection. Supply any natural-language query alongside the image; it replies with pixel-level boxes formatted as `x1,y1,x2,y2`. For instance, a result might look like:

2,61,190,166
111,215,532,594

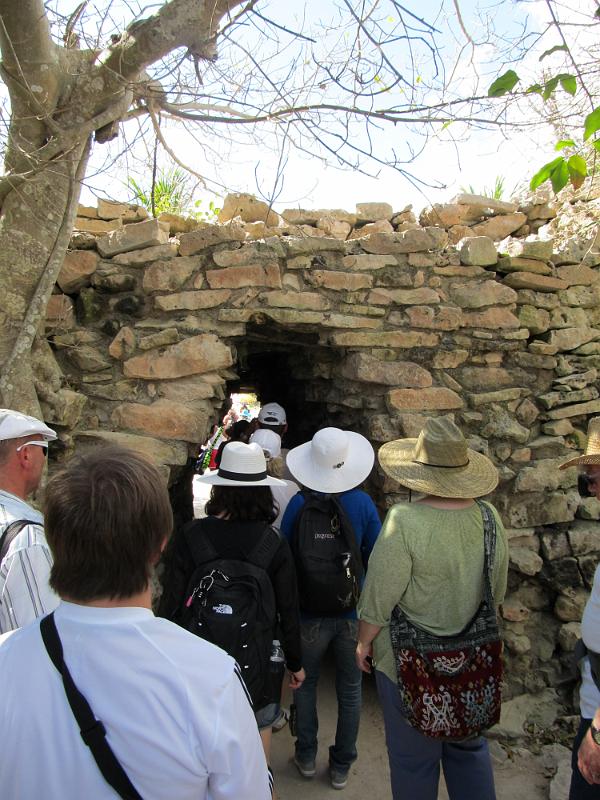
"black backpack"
179,521,280,708
0,519,38,565
291,491,364,616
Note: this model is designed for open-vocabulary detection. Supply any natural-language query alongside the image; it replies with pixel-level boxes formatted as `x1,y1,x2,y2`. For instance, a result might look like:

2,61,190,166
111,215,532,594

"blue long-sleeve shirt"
280,488,382,619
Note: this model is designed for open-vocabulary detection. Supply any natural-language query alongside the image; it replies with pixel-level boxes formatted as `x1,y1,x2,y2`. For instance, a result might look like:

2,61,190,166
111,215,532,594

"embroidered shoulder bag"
389,499,502,741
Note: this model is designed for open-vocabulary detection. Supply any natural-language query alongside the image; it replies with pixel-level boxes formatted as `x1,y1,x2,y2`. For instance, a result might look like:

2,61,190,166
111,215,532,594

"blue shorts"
255,702,280,730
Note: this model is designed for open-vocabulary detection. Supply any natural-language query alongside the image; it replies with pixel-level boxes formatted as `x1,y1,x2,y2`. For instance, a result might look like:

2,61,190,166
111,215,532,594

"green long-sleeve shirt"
357,500,508,683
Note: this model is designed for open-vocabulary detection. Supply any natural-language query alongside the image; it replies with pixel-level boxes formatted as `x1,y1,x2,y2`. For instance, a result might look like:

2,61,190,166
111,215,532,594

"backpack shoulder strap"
329,494,364,579
40,613,143,800
183,519,219,566
247,525,281,571
475,500,497,605
0,519,39,564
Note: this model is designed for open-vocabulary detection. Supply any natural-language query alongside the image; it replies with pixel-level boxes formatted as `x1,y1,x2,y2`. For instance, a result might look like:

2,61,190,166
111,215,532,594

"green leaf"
539,44,568,61
584,107,600,141
488,70,520,98
550,159,569,193
530,157,564,190
593,140,600,152
555,139,575,151
526,83,543,95
558,74,577,96
441,121,453,131
567,154,588,190
542,76,559,101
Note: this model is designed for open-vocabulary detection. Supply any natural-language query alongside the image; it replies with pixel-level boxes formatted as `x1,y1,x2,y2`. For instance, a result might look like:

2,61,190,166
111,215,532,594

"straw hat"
559,417,600,470
196,441,286,487
286,427,374,494
378,417,498,499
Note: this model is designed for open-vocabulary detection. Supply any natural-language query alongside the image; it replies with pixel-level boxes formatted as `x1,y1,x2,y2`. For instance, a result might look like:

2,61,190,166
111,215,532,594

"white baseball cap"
250,429,282,459
0,409,57,442
258,402,287,426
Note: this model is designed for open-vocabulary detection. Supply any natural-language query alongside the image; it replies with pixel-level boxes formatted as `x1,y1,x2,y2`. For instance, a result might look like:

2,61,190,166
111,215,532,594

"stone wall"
40,188,600,702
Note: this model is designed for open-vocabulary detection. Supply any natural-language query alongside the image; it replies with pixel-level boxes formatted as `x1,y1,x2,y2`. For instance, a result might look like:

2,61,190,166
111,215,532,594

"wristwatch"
590,722,600,746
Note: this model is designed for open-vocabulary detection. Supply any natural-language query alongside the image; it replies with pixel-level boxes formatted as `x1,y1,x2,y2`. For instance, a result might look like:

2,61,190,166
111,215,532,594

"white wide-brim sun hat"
286,427,375,494
196,441,286,487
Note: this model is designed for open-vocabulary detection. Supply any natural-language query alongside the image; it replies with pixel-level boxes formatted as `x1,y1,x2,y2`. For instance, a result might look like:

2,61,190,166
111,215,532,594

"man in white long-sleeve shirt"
0,408,59,632
0,444,272,800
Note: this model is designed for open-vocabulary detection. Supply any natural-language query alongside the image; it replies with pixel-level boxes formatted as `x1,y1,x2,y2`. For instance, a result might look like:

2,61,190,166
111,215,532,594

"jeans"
375,670,496,800
569,718,600,799
293,618,362,772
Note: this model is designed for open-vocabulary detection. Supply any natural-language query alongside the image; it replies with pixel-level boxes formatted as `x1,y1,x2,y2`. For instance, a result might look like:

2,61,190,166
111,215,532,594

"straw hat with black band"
559,417,600,470
196,441,286,487
378,417,499,499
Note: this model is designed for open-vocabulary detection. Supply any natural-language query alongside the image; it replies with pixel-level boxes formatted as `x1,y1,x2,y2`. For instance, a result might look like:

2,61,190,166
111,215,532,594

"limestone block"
340,353,432,387
559,285,600,308
539,531,571,561
514,458,573,493
111,399,208,442
517,305,550,334
497,256,552,275
282,208,357,226
503,272,568,292
548,307,588,330
362,227,448,255
503,630,532,655
77,430,188,466
419,204,484,227
554,589,588,622
501,235,554,261
143,256,203,292
74,217,122,235
112,244,179,265
554,369,597,390
138,328,179,351
449,280,517,309
157,212,194,235
469,388,525,407
577,497,600,520
432,350,469,369
206,263,281,289
42,388,87,428
347,220,394,239
321,314,381,329
386,387,463,412
108,326,136,360
265,309,323,325
284,236,346,256
45,294,75,331
306,270,371,291
339,303,386,317
260,291,329,310
97,219,169,258
122,206,149,224
67,344,112,372
515,398,539,426
341,254,397,270
528,341,559,356
316,216,352,239
461,308,520,329
218,193,282,226
123,334,232,380
404,306,462,331
547,327,600,352
501,597,530,623
154,290,231,311
481,407,529,443
488,689,559,739
539,387,599,411
211,241,285,268
515,289,560,309
470,213,527,240
77,204,97,219
558,622,581,652
156,377,217,403
556,264,599,286
459,236,498,266
355,202,393,221
507,494,578,528
447,224,473,244
568,520,600,555
453,193,519,213
458,367,514,391
513,353,556,371
178,221,246,256
70,231,98,250
330,330,439,347
509,547,543,576
57,250,99,293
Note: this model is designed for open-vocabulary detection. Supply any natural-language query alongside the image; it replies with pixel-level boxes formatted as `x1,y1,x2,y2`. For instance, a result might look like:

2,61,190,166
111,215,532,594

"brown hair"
45,445,173,601
205,484,277,523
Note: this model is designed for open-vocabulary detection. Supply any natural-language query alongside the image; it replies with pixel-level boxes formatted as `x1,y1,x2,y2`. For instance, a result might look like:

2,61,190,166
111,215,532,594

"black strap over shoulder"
40,613,143,800
474,500,497,607
0,519,39,564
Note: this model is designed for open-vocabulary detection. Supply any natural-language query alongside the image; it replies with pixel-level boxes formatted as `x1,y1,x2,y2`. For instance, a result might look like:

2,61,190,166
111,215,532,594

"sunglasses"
578,473,600,497
16,441,49,458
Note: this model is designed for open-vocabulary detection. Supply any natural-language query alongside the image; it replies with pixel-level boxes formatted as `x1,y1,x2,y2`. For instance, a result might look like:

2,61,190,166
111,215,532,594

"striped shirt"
0,489,59,633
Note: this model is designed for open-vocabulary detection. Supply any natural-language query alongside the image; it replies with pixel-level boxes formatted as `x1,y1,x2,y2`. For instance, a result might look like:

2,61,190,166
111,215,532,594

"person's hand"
289,668,305,689
356,640,373,673
578,726,600,784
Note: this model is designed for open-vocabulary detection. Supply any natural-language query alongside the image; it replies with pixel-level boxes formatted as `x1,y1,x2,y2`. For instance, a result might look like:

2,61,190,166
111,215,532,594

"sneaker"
329,766,348,790
293,756,316,779
272,708,289,732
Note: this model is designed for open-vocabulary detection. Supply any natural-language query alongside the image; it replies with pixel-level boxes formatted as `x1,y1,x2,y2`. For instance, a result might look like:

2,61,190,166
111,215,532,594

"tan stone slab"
74,217,122,235
331,330,439,347
112,244,179,265
285,236,347,255
433,265,486,277
356,202,393,221
339,303,386,317
261,290,329,310
403,306,462,331
556,264,600,286
545,399,600,419
143,256,203,292
459,236,498,267
57,250,99,293
347,220,393,240
498,256,552,275
77,205,98,219
212,240,287,266
123,334,232,379
341,254,397,270
321,314,381,329
264,309,323,325
539,387,599,410
77,430,188,466
111,399,209,442
471,213,527,240
512,352,557,370
461,307,520,329
469,388,526,406
503,272,568,292
97,199,130,219
218,309,255,323
528,341,559,355
361,227,448,254
559,285,600,307
420,203,484,227
157,377,217,403
502,236,554,261
452,192,519,213
45,294,75,331
518,305,550,334
218,192,282,226
138,328,179,351
310,270,372,291
206,262,281,289
154,290,231,311
387,386,463,411
547,327,600,352
340,353,432,387
97,218,168,257
432,350,469,368
178,221,246,256
450,280,517,309
108,327,136,360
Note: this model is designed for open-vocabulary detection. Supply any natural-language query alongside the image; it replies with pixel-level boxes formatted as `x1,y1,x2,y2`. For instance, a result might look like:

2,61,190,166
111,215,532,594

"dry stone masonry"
41,187,600,708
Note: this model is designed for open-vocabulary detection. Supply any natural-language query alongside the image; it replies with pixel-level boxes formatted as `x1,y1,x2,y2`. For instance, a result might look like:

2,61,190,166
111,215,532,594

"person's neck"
63,586,152,610
0,476,29,502
415,495,475,509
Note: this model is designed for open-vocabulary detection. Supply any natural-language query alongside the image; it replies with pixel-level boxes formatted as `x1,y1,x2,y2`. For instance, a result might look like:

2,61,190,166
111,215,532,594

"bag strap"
247,525,281,570
0,519,39,564
40,613,143,800
475,500,497,606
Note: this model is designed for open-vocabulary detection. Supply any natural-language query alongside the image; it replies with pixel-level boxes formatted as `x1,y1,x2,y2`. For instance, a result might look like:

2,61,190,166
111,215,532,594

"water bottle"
270,639,285,665
268,639,285,703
